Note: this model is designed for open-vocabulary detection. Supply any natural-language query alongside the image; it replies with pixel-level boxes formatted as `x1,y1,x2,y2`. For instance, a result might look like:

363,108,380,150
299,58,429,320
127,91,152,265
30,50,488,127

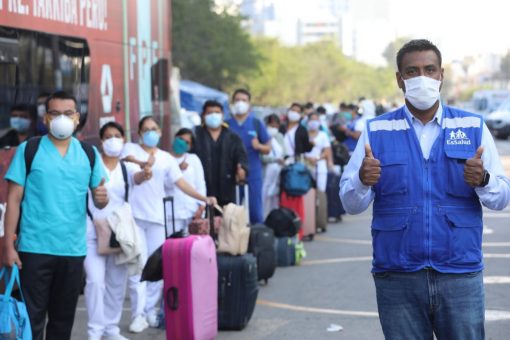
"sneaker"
146,312,159,328
128,315,148,333
103,334,130,340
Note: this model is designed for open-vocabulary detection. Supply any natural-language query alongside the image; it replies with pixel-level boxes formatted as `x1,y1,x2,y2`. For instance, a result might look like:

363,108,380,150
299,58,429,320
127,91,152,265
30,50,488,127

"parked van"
471,90,510,116
485,97,510,140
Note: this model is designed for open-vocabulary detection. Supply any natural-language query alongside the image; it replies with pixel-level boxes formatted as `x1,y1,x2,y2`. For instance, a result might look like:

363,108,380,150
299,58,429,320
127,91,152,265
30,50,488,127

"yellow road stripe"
257,300,379,318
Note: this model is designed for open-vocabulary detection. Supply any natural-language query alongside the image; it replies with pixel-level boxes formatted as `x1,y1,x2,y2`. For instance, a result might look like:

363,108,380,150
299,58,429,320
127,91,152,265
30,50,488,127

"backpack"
331,142,350,166
265,207,301,238
217,203,250,256
280,162,313,196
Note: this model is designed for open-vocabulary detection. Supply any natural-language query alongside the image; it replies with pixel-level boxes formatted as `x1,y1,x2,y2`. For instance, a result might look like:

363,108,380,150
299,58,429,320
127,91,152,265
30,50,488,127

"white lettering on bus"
8,0,29,15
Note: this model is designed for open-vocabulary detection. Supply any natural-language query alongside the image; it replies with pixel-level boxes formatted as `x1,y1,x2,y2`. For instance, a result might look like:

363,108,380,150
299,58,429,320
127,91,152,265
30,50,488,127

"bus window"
0,26,90,135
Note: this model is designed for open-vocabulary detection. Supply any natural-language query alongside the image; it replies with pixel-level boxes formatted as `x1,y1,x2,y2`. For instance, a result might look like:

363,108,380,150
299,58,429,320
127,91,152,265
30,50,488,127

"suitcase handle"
163,196,176,239
167,287,179,311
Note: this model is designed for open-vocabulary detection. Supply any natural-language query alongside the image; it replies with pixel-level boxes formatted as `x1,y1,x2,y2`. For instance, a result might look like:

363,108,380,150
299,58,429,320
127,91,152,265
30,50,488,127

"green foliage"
382,37,412,69
172,0,259,89
236,38,400,106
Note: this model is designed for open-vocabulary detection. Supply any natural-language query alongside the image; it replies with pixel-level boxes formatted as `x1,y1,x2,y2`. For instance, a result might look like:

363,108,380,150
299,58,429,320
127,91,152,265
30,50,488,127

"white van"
485,97,510,140
471,90,510,116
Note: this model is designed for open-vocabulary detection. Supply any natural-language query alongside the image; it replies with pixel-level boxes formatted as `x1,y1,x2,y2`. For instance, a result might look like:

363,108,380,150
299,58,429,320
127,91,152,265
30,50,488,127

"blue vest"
367,106,483,274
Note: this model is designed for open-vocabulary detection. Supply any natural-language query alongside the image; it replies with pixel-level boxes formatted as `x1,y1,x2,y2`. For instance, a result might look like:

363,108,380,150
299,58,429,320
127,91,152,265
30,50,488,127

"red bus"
0,0,173,204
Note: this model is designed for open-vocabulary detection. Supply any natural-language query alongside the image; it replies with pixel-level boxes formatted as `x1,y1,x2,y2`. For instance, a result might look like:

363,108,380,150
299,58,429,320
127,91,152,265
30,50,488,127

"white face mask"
287,110,301,122
37,104,46,118
102,137,124,157
49,115,75,140
403,75,441,110
267,127,279,137
233,101,250,115
307,120,321,131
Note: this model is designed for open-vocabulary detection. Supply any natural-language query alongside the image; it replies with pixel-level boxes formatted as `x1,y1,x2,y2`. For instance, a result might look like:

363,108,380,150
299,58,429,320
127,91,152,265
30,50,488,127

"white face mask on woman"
102,137,124,157
287,110,301,122
403,75,441,110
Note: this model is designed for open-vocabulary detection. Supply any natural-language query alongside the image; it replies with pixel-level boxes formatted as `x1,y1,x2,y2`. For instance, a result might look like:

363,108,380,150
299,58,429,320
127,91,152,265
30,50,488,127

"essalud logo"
446,129,471,145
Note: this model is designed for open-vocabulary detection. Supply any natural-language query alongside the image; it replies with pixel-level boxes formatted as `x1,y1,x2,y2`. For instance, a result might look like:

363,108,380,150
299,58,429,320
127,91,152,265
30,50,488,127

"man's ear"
396,72,405,91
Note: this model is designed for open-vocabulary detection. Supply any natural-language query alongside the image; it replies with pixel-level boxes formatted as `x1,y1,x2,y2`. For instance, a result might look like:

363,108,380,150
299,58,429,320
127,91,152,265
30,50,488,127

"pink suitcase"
162,197,218,340
302,188,316,240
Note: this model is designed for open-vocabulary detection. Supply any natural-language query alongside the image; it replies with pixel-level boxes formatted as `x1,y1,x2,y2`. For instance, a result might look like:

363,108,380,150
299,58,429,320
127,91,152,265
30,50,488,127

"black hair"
304,102,314,109
176,127,195,147
138,116,158,133
37,92,50,99
316,106,326,114
339,102,348,109
265,113,280,125
396,39,442,72
100,121,125,139
10,104,31,113
232,88,251,102
290,102,303,112
202,100,224,115
45,91,78,111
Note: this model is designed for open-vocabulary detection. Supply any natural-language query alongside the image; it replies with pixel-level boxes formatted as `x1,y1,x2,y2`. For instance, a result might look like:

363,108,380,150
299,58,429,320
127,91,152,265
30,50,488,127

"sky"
387,0,510,62
218,0,510,64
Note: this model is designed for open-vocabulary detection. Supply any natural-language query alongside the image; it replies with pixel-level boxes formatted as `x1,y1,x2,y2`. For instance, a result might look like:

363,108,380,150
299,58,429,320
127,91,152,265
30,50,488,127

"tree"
172,0,259,89
382,37,412,69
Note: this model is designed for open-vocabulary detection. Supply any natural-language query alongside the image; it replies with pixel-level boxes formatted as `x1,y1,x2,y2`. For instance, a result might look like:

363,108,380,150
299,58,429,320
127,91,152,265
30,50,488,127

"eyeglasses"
47,110,77,117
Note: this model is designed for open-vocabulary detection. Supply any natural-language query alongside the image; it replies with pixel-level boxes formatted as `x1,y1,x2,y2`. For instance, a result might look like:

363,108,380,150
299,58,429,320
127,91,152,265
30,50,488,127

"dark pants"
19,252,85,340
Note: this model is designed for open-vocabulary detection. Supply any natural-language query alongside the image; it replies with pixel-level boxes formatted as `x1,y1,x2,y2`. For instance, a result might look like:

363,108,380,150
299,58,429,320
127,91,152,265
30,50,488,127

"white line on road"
484,276,510,284
483,242,510,247
486,310,510,321
301,256,372,266
315,236,371,245
484,253,510,258
257,300,379,318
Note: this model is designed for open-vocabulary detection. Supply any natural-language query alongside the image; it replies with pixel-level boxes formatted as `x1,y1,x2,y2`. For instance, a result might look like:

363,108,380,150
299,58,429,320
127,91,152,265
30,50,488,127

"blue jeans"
373,269,484,340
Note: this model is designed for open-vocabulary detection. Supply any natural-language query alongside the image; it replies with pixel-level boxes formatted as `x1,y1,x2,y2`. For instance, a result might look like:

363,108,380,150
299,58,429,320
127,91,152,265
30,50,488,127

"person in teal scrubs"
3,91,109,340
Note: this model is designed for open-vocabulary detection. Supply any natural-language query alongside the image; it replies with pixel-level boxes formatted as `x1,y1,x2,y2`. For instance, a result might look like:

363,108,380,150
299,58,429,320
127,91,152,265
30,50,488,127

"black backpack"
265,207,301,238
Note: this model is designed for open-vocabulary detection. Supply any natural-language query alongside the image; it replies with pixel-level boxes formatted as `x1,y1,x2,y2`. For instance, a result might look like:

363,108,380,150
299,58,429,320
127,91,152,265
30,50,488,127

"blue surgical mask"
142,130,160,147
307,120,321,131
10,117,31,133
172,137,189,155
205,113,223,129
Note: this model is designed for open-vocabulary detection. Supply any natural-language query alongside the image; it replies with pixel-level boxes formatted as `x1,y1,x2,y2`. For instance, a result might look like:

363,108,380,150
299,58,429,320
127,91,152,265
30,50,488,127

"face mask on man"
142,130,160,148
287,110,301,122
403,75,441,110
233,101,250,116
172,137,189,155
10,117,31,133
205,113,223,129
102,137,124,157
307,120,321,131
50,115,75,140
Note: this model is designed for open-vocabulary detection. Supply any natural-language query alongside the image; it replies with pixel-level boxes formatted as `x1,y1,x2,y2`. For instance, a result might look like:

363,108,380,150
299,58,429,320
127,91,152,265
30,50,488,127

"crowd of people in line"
0,87,373,339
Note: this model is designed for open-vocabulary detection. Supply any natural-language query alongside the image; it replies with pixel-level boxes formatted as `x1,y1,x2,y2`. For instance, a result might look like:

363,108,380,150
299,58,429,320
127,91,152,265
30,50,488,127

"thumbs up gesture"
464,146,485,187
93,178,109,208
359,144,381,186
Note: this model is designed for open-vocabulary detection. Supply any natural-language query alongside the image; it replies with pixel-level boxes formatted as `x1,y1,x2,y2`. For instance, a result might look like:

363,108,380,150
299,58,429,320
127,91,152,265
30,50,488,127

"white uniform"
121,143,182,321
305,131,331,192
84,160,138,339
262,134,285,216
165,153,207,232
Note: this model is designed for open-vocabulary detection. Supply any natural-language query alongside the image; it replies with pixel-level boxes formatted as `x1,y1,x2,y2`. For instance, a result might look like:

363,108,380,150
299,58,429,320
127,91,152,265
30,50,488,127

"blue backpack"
280,162,313,196
0,265,32,340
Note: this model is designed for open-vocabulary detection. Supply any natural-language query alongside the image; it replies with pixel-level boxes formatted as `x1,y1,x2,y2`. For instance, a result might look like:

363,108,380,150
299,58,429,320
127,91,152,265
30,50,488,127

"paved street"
72,140,510,340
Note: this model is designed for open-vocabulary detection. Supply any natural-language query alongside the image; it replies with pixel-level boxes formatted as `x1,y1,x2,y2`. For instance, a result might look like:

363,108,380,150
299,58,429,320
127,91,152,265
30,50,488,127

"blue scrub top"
5,136,106,256
227,115,270,180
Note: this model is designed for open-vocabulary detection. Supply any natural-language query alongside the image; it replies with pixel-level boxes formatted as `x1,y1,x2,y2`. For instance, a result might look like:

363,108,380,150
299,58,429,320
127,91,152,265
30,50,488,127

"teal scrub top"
5,136,106,256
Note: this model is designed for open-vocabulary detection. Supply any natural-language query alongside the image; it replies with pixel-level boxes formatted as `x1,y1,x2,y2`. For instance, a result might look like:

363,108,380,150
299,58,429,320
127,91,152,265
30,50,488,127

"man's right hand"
359,144,381,186
4,245,22,269
236,164,246,183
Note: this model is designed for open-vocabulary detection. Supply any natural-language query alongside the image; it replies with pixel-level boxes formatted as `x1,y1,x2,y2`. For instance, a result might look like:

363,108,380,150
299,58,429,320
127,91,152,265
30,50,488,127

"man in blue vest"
227,89,271,224
340,39,510,339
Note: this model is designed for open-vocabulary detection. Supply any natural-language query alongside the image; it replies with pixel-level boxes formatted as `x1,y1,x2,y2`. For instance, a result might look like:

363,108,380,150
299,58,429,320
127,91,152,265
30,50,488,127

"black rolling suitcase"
248,224,276,284
217,253,259,330
326,171,345,220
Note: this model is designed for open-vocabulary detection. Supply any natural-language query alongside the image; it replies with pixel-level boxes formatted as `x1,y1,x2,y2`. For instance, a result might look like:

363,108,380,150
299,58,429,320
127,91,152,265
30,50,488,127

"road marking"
483,242,510,247
315,236,371,245
483,227,494,235
257,300,379,318
301,256,372,266
484,253,510,259
484,276,510,284
486,310,510,321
